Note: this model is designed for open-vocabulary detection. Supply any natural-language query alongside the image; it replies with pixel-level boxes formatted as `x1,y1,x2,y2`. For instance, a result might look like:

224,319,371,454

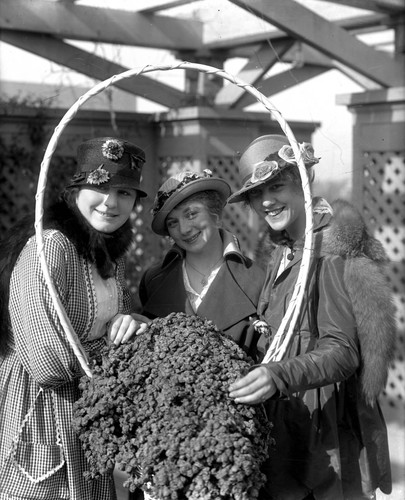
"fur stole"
320,199,396,405
0,199,134,353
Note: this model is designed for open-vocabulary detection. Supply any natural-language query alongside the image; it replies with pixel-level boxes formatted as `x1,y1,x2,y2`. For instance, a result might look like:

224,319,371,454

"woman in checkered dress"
0,138,149,500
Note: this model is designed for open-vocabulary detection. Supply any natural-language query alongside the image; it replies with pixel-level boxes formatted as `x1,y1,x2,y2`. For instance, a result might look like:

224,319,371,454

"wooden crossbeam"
136,0,200,14
232,64,330,109
313,0,405,13
215,38,295,108
230,0,404,87
332,60,383,90
0,31,186,109
205,12,390,52
0,0,203,50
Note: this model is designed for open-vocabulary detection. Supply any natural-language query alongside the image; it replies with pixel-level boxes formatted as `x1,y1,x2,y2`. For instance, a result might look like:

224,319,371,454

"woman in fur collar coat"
228,135,396,500
0,137,148,500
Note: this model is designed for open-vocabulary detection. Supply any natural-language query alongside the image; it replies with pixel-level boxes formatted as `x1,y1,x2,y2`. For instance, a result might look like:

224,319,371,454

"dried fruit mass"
72,312,273,499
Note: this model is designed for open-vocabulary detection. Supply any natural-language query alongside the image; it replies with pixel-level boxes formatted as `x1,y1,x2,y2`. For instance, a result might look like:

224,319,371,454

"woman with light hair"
228,134,395,500
140,169,265,351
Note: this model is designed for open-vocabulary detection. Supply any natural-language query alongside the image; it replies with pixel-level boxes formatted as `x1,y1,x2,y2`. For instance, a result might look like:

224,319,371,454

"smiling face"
76,186,137,233
248,174,306,241
166,198,221,254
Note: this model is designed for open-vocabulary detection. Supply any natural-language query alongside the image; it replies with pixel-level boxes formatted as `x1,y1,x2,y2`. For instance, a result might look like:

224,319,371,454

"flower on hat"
278,145,296,164
87,165,110,185
102,139,124,161
243,142,319,192
300,143,319,165
278,143,319,166
250,160,280,184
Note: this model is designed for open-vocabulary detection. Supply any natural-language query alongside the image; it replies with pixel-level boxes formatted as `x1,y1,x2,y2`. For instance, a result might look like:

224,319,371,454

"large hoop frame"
35,61,314,376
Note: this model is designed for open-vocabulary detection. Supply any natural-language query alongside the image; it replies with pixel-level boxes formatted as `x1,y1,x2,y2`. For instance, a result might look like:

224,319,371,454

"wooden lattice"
208,156,258,257
0,164,36,232
362,150,405,409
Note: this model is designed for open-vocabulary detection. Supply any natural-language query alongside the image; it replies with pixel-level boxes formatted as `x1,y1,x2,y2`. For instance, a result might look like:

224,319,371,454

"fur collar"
320,199,389,262
318,200,395,405
258,198,396,405
43,200,134,278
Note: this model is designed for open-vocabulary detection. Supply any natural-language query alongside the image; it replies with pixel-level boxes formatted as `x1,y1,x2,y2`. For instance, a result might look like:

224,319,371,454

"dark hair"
62,186,80,208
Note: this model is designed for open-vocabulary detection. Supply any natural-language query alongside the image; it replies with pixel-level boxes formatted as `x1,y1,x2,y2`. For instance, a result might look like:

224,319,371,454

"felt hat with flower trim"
67,137,148,197
151,170,231,236
227,134,319,204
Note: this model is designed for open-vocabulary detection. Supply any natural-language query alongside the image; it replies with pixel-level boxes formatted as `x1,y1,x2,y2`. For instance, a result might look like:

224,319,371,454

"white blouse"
182,231,243,313
88,263,119,340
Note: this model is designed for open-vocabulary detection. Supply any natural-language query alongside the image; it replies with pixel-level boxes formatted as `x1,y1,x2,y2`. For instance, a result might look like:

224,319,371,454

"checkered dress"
0,229,132,499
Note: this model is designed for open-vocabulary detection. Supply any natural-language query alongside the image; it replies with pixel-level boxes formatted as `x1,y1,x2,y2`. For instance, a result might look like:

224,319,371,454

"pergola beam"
233,64,330,109
230,0,404,87
312,0,405,13
215,38,295,108
0,0,203,50
205,12,390,53
136,0,200,14
0,31,186,109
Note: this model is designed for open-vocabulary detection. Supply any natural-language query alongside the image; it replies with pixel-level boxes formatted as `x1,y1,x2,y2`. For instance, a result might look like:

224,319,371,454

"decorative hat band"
72,138,144,185
68,137,147,196
243,142,319,189
152,169,213,216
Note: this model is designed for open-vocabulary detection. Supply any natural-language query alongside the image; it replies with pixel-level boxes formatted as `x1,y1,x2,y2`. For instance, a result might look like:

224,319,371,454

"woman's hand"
228,366,276,404
108,313,150,345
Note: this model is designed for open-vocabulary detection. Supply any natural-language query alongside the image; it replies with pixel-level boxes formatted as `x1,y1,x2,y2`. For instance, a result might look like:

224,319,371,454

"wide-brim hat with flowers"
67,137,147,197
227,134,319,204
151,169,231,236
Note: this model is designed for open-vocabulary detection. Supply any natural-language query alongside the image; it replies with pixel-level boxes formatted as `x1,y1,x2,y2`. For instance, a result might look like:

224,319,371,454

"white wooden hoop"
35,61,314,375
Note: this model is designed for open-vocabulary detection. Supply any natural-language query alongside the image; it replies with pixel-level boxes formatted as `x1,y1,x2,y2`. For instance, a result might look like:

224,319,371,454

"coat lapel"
198,259,257,332
142,261,192,317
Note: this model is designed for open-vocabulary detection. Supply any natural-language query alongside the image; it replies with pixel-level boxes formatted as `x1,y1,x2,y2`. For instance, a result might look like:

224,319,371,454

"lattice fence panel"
362,150,405,409
0,155,77,233
208,156,258,257
0,164,36,232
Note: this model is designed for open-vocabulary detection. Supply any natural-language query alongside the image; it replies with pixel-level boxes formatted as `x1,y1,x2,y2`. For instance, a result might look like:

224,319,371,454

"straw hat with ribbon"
151,169,231,236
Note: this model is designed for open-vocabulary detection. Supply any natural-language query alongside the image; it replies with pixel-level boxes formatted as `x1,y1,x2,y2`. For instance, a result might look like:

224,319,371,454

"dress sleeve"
266,255,361,395
9,233,86,387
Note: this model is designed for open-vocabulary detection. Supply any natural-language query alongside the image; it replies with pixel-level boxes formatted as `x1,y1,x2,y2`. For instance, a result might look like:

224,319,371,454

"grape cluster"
72,312,273,499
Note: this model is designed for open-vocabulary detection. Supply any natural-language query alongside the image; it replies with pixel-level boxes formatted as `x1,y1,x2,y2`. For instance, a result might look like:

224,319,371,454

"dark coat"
256,200,395,500
139,246,265,356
